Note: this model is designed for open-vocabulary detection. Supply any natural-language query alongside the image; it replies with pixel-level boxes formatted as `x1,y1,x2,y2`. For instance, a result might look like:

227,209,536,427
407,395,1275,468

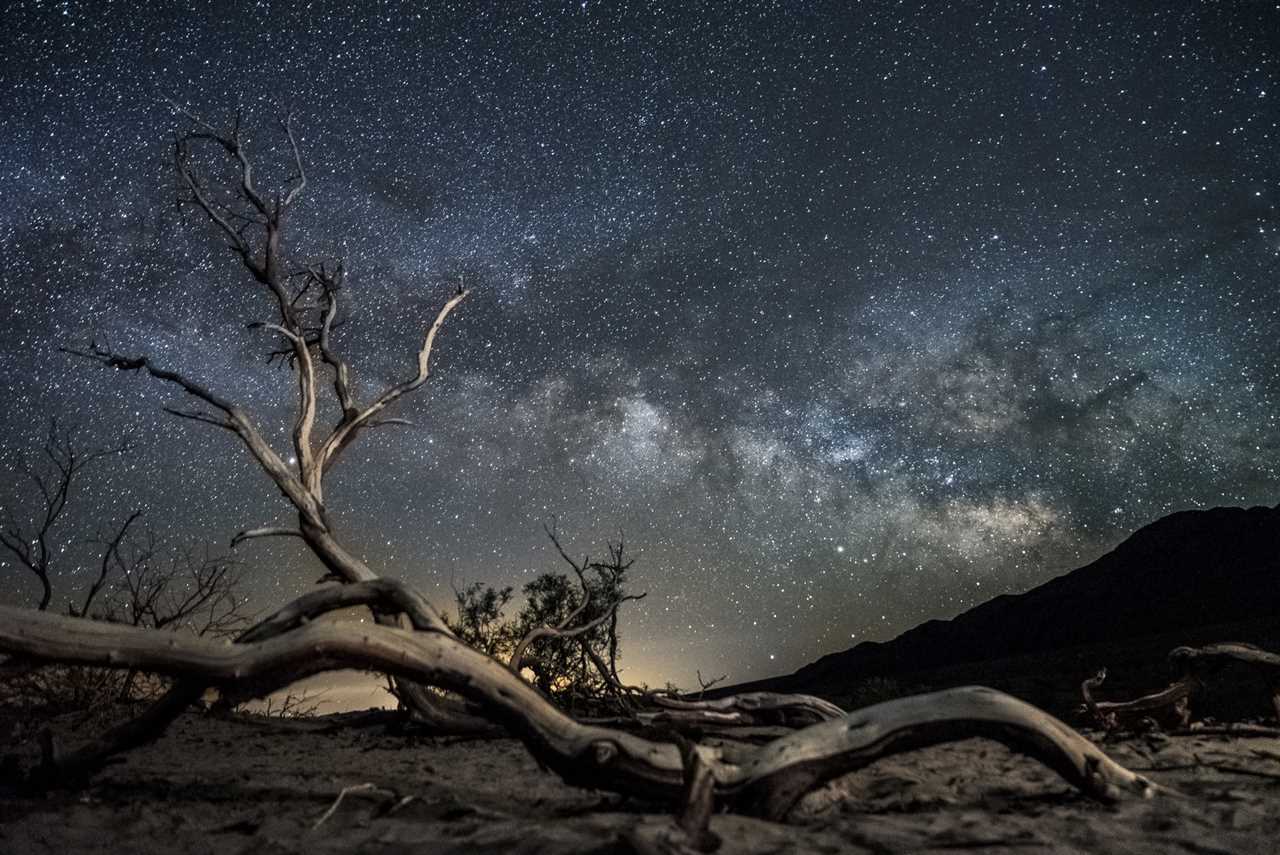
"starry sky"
1,1,1277,703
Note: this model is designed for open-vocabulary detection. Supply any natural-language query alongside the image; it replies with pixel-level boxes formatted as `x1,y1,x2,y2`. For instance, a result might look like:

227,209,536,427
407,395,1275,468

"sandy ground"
2,709,1279,854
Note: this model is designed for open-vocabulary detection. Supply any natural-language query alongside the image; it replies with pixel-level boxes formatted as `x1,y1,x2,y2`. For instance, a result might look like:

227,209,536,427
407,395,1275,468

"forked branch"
310,286,469,487
59,343,321,527
0,420,133,611
73,510,143,619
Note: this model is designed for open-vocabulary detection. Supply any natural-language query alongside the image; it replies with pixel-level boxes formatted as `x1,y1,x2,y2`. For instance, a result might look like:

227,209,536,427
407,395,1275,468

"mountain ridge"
725,503,1280,698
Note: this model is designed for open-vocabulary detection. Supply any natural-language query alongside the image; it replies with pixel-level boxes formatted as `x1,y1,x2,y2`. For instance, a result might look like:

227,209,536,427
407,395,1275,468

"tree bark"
0,599,1163,819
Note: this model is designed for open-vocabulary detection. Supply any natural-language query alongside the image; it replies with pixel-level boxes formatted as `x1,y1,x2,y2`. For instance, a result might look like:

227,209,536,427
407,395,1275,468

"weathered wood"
653,691,846,725
675,733,721,851
1079,667,1195,732
68,110,472,729
1170,642,1280,723
24,578,473,786
1078,642,1280,734
0,602,1163,818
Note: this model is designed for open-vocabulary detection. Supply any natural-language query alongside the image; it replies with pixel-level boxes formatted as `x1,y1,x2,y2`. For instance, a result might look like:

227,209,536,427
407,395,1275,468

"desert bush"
446,527,642,711
448,581,518,658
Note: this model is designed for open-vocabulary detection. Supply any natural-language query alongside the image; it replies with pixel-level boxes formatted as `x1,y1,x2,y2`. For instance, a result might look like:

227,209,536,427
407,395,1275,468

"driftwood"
1169,643,1280,723
20,578,492,788
0,591,1162,820
650,692,846,728
1079,668,1196,733
1080,642,1280,733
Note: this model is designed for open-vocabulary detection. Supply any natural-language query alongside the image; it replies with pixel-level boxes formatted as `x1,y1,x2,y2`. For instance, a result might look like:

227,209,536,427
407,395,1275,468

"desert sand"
3,706,1278,854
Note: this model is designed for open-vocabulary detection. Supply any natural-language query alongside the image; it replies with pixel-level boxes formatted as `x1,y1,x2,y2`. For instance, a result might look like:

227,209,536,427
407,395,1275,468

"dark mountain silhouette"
726,504,1280,703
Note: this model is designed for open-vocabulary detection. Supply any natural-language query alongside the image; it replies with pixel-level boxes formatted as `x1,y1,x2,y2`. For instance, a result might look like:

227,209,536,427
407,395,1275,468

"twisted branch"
0,599,1164,818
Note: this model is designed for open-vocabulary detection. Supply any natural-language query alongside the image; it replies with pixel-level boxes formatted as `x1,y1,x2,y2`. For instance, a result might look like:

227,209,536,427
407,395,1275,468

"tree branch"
313,263,357,414
1,420,132,611
281,113,307,208
74,510,143,619
312,288,469,482
61,344,323,528
0,602,1165,816
653,691,846,725
230,526,305,548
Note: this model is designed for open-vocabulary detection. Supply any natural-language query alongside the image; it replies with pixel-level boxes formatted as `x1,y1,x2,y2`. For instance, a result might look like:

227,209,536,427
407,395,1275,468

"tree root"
0,598,1162,819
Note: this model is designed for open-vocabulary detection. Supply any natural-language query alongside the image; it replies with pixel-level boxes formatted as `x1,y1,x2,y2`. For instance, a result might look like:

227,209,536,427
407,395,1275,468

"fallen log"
1169,643,1280,723
1079,667,1196,733
652,691,845,726
0,597,1162,819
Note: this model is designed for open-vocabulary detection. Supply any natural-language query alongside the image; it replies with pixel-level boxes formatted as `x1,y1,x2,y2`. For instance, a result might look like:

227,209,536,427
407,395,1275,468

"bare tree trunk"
65,109,472,729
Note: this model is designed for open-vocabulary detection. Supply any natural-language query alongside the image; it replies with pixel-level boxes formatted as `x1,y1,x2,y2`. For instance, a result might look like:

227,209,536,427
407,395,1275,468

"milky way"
1,1,1277,691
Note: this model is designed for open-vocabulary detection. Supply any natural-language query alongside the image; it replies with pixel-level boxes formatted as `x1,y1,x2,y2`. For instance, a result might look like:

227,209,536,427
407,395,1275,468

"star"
0,0,1275,696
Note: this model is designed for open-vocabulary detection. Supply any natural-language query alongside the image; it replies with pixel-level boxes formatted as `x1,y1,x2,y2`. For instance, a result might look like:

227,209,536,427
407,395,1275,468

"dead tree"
63,106,466,727
1079,668,1196,734
1079,642,1280,733
0,422,244,639
0,422,248,710
0,594,1166,819
1169,643,1280,724
16,110,1169,816
0,420,131,612
107,534,247,638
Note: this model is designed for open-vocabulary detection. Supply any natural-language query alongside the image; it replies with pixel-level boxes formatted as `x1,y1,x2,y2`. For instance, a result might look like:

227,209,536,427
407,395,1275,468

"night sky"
1,1,1277,702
